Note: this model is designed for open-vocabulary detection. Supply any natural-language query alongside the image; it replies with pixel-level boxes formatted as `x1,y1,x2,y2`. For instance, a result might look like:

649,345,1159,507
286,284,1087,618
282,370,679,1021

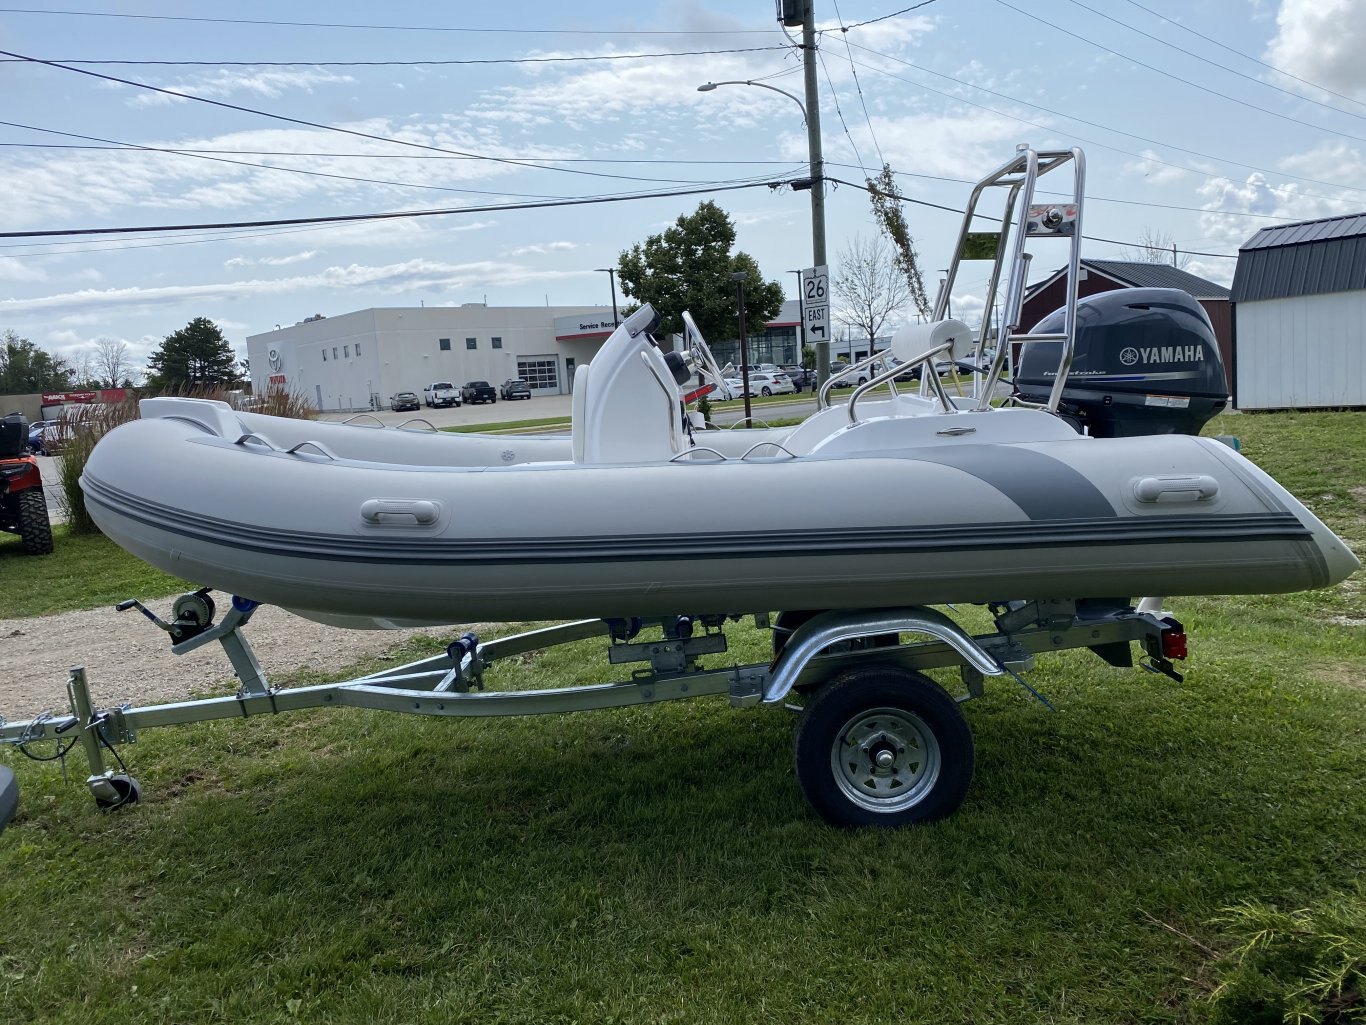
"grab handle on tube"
360,499,441,525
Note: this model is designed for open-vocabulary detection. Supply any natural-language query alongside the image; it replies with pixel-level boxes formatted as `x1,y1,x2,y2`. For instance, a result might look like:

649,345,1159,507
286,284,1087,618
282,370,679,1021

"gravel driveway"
0,603,488,721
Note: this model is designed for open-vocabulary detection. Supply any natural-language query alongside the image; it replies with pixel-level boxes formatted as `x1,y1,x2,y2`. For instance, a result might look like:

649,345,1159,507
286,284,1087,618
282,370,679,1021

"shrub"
1210,890,1366,1025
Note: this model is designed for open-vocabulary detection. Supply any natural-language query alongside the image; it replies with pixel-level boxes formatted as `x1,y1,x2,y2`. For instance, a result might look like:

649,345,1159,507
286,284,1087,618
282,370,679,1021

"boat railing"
816,350,886,411
285,440,337,460
396,418,439,433
846,343,956,424
341,413,386,428
234,431,276,450
740,441,797,460
931,144,1085,414
669,447,727,463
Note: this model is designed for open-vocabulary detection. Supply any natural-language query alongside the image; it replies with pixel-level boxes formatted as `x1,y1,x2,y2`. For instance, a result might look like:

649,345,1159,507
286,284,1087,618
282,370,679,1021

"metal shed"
1231,214,1366,410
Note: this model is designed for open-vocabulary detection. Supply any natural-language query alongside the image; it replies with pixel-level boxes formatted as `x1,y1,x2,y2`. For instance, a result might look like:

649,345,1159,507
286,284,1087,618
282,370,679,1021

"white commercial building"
247,304,618,412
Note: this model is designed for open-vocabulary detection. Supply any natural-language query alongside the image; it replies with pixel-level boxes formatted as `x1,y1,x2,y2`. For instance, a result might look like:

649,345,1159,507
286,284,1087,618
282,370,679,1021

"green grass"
0,410,1362,1024
0,524,190,619
442,414,573,434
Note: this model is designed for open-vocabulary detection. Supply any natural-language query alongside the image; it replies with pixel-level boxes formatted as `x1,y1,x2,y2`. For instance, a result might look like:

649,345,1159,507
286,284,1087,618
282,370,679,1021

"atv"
0,413,54,555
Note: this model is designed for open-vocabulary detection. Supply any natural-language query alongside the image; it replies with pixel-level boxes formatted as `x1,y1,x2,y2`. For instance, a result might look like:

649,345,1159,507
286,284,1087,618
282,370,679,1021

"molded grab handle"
1132,475,1219,503
360,499,440,525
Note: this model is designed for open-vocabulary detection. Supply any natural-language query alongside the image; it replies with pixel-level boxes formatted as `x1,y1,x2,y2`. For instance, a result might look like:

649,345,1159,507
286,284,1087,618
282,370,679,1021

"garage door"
517,357,560,393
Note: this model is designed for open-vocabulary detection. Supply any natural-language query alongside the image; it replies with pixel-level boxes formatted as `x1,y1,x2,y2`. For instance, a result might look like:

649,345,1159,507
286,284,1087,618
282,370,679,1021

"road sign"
801,265,829,343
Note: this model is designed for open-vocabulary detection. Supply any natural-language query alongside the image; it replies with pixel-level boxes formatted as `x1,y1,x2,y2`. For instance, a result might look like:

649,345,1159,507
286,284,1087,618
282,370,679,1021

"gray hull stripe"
892,445,1117,520
85,475,1310,567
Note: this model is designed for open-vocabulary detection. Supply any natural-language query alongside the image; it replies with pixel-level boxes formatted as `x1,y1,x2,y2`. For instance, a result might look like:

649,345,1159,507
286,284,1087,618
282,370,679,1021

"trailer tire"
794,666,973,828
17,488,54,555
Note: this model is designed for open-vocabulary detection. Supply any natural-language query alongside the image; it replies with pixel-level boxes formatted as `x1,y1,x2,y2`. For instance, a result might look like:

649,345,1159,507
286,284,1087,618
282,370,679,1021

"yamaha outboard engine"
1014,288,1228,437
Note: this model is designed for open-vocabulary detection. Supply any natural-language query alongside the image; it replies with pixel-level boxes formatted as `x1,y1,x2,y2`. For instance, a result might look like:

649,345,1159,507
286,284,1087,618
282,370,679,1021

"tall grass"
59,386,316,535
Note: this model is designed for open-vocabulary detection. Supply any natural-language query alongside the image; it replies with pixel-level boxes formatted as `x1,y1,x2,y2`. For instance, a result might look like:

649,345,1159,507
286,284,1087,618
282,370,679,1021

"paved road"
317,394,572,430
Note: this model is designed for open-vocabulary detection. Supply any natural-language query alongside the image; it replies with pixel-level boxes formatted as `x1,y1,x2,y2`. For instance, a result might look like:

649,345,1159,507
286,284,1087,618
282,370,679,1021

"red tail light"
1160,619,1187,660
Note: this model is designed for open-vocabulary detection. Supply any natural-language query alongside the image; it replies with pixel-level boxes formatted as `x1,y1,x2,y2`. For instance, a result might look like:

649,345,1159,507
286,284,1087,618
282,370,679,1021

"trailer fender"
763,607,1003,704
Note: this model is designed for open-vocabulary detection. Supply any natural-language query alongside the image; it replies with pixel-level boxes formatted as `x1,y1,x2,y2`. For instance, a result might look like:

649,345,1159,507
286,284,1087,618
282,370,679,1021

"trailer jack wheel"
794,666,974,828
93,774,141,812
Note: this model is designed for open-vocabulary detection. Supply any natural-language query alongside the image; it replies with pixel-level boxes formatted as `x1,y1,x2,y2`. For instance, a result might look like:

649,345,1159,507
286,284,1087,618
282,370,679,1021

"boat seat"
570,363,591,464
571,332,686,465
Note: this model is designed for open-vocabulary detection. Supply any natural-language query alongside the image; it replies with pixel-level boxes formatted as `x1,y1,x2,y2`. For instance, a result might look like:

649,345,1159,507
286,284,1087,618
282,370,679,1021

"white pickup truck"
422,381,461,408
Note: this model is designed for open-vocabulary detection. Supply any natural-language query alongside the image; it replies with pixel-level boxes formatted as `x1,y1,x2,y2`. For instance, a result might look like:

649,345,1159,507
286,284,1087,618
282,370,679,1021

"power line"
0,8,778,35
0,119,790,196
0,48,723,186
815,47,869,173
1118,0,1366,114
991,0,1366,146
827,0,886,169
826,174,1239,257
845,42,1366,201
0,46,789,68
1063,0,1366,123
814,161,1305,224
843,0,939,32
0,141,802,167
0,178,796,240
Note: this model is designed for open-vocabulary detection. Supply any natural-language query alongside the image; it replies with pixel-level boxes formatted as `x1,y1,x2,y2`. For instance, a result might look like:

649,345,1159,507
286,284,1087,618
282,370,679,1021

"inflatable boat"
81,146,1358,628
83,302,1357,629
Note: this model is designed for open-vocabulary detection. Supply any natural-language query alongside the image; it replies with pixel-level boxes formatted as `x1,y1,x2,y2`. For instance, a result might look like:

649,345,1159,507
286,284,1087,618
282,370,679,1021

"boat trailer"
0,592,1187,830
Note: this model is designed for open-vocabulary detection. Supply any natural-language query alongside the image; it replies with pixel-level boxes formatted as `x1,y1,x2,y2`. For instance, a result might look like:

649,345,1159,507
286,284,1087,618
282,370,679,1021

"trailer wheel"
17,488,54,555
95,774,141,812
794,667,973,828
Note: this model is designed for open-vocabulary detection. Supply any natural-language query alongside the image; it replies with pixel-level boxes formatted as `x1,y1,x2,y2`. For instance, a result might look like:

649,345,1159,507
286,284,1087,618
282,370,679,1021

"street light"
697,80,807,123
593,267,619,327
731,271,753,426
698,72,828,387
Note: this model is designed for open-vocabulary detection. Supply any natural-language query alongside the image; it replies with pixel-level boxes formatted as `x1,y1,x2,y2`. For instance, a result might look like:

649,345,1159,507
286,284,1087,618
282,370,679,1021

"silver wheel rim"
830,706,941,813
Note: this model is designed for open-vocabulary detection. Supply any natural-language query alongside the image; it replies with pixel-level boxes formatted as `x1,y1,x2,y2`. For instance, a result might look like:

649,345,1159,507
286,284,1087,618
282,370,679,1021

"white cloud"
0,261,46,283
1265,0,1366,98
852,110,1044,180
126,68,356,107
225,251,318,269
0,258,584,317
505,241,578,256
1193,146,1366,255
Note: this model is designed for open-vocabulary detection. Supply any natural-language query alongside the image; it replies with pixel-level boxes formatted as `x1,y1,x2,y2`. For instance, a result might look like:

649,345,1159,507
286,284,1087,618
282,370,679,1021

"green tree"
145,317,242,391
0,330,72,393
616,201,785,345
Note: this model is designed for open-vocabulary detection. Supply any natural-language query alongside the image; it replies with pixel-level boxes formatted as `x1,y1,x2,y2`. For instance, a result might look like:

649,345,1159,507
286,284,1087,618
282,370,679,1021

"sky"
3,0,1366,379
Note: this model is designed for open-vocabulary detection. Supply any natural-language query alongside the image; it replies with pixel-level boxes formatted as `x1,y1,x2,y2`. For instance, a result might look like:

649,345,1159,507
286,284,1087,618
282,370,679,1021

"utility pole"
800,0,828,392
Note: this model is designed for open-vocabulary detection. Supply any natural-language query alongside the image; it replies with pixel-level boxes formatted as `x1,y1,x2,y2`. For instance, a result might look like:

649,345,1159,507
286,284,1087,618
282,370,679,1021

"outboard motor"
1014,288,1228,437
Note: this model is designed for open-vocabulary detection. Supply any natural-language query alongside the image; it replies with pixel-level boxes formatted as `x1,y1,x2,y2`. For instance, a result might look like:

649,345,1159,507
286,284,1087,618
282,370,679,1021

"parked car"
461,380,497,404
500,378,531,400
723,372,796,398
389,391,420,412
828,363,868,388
422,381,461,408
26,420,53,454
781,365,812,391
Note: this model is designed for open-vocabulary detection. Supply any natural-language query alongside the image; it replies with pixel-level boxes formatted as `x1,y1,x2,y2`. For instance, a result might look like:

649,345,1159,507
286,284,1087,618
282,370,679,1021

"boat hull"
82,409,1357,627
